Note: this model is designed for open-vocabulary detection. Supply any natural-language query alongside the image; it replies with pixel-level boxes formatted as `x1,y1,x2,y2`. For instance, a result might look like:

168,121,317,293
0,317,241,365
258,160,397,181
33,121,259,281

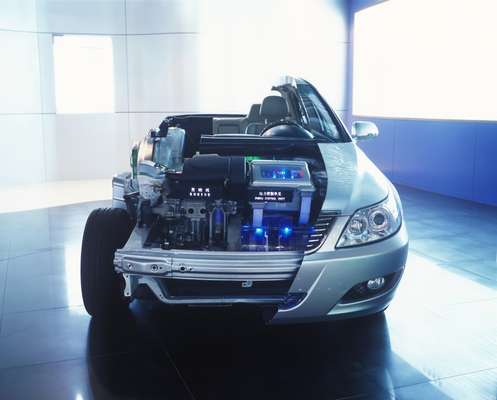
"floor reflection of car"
80,76,408,324
87,305,400,398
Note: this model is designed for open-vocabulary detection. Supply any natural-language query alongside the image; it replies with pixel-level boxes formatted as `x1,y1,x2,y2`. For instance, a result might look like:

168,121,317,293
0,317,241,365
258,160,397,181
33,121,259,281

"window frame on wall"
53,34,115,114
352,0,497,122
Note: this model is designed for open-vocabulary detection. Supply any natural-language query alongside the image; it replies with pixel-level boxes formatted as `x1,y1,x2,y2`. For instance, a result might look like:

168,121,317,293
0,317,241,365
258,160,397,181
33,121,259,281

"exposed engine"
113,126,320,252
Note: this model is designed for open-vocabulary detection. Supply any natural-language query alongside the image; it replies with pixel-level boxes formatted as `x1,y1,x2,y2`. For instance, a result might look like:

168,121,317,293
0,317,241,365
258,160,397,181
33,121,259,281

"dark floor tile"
3,247,83,313
433,262,497,292
8,231,55,258
136,304,405,400
6,213,86,259
0,307,91,369
0,185,496,399
0,234,9,261
381,255,497,381
46,213,89,231
442,259,497,282
0,351,192,400
0,306,150,369
394,368,497,400
6,250,55,279
3,273,83,313
433,298,497,344
396,251,497,307
386,309,497,381
0,261,7,318
409,237,484,263
394,382,455,400
48,226,84,247
403,220,452,240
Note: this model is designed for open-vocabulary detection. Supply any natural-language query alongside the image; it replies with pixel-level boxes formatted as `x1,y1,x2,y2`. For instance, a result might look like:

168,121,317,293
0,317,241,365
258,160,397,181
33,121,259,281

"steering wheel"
260,120,314,139
260,120,302,135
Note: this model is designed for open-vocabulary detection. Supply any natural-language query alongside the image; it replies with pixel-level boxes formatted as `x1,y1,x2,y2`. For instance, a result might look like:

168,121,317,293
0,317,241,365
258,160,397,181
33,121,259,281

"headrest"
247,104,261,120
260,96,288,120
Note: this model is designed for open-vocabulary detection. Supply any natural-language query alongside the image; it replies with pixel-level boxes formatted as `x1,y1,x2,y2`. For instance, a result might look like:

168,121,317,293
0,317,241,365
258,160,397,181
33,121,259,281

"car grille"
161,278,292,298
306,211,337,252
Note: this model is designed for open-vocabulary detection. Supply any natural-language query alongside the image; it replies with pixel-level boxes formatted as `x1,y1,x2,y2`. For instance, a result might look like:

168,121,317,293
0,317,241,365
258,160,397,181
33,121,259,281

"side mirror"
352,121,379,141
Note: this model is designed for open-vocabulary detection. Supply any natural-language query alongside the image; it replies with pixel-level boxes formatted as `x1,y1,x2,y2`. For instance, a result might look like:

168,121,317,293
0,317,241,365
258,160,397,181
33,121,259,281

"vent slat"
306,212,336,252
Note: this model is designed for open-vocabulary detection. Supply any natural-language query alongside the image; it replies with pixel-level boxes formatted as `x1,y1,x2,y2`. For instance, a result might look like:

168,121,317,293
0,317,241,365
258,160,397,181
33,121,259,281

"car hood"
318,142,389,215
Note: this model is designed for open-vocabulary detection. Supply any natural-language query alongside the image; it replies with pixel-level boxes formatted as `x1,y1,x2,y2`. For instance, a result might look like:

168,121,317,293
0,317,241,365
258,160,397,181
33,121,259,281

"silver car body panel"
318,142,389,215
271,221,408,323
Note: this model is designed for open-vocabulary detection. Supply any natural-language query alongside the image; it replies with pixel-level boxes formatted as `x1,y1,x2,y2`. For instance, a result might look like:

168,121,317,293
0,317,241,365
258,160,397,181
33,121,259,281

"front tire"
81,208,134,317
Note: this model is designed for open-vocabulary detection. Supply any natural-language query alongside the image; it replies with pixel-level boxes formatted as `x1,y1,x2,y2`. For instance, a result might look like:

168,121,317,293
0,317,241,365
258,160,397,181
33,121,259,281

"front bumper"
271,218,408,324
114,218,408,322
114,248,302,305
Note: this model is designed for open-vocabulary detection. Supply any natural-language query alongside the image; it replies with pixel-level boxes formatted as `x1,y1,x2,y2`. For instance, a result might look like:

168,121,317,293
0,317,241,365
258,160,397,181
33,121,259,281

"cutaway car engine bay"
113,117,328,252
81,78,407,323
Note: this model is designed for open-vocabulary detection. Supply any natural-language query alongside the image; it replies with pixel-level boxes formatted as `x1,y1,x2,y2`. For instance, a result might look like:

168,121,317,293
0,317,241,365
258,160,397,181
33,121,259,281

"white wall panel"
128,112,167,146
37,33,56,113
46,114,129,180
197,0,349,113
0,115,45,185
198,41,346,113
112,36,129,113
320,0,349,43
300,43,348,111
36,0,125,34
0,0,37,31
0,0,349,186
127,34,200,112
0,31,41,114
125,0,199,34
41,114,57,181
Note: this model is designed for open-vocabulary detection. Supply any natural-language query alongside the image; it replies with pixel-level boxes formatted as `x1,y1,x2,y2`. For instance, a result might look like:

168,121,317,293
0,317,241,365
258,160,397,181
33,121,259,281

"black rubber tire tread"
81,207,134,317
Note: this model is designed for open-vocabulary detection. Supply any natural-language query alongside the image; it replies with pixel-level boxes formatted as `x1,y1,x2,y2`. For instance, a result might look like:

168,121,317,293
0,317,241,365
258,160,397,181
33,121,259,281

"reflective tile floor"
0,185,497,399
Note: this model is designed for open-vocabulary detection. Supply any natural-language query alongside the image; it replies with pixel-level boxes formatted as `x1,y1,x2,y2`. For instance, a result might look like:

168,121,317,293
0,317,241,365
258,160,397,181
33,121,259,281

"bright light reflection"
64,244,83,306
198,0,347,113
53,35,115,114
388,252,497,398
353,0,497,121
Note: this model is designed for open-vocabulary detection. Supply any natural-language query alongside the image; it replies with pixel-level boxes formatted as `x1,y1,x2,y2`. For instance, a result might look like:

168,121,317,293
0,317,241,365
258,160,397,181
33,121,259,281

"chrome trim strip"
114,249,303,281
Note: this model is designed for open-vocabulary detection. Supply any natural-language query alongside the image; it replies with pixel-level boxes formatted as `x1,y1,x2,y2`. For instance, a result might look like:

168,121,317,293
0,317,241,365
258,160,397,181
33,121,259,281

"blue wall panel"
354,117,497,207
473,123,497,206
348,0,497,207
357,117,396,180
393,120,476,200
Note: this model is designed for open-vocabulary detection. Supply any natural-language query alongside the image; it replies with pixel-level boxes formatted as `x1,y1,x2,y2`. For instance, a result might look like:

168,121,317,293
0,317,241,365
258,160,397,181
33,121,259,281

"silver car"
80,76,408,324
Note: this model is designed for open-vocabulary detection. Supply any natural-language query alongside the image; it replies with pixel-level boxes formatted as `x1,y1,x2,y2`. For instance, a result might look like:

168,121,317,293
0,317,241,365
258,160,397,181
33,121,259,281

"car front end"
113,180,407,324
80,76,408,323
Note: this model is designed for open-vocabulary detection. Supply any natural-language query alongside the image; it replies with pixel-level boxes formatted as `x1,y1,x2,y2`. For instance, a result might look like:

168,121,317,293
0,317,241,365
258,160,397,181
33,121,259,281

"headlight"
337,189,402,248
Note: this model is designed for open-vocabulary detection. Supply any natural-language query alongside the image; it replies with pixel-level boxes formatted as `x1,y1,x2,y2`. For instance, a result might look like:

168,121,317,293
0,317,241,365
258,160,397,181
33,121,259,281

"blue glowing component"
281,226,293,237
261,166,304,180
255,227,264,236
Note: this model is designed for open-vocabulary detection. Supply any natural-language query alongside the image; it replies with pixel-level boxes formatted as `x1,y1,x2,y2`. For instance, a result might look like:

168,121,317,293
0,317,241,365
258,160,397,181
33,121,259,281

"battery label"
249,190,293,203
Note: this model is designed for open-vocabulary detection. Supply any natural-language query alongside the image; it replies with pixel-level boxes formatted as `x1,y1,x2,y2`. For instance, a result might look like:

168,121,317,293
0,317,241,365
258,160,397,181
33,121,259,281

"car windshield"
293,80,345,142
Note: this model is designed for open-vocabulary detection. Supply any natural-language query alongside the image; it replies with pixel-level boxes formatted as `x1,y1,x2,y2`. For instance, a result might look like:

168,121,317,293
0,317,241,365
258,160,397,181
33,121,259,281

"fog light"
367,277,385,291
342,272,398,303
